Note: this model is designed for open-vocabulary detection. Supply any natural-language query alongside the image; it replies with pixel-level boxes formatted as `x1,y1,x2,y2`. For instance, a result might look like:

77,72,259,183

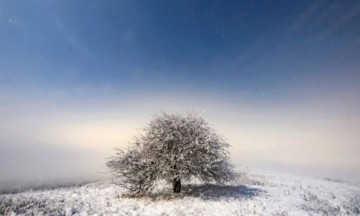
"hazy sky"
1,0,360,191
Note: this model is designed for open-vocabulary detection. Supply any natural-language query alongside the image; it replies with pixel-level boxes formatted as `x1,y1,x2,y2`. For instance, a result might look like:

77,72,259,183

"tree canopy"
107,112,235,194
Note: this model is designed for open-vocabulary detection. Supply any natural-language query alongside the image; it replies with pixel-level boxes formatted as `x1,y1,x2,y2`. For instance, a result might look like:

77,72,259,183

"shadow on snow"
182,184,263,200
134,184,264,201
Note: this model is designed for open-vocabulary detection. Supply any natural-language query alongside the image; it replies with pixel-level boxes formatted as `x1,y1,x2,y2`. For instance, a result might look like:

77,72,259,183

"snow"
1,171,359,215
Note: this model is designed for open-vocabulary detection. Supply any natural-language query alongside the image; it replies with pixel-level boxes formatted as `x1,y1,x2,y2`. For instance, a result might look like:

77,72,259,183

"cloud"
286,1,360,43
287,0,325,35
0,141,105,193
0,84,360,191
53,16,90,57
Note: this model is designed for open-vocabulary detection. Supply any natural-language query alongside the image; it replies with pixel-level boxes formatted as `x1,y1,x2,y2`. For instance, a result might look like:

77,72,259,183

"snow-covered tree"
106,112,235,194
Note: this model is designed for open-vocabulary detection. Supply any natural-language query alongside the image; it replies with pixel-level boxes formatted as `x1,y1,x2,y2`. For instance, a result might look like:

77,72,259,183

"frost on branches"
106,113,236,194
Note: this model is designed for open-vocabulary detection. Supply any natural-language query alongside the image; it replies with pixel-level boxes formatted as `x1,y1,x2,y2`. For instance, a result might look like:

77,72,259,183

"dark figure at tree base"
173,178,181,193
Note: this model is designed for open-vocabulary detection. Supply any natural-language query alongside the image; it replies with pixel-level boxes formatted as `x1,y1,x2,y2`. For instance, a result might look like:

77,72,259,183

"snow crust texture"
1,172,359,216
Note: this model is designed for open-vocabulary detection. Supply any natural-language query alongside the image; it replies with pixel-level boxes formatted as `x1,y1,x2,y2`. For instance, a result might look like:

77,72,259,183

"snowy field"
1,171,360,216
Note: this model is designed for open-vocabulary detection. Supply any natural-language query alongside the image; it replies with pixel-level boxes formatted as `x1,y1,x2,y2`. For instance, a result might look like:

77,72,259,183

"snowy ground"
1,171,360,216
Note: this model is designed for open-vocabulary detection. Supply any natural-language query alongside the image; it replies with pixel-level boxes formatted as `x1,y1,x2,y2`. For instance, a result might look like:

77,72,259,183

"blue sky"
0,0,360,190
1,0,359,96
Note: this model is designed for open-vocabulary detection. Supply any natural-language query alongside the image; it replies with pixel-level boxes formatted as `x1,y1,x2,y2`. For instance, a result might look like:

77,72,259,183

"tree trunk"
173,177,181,193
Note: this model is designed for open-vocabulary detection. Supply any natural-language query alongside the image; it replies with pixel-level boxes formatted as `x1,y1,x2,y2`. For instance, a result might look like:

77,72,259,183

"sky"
0,0,360,191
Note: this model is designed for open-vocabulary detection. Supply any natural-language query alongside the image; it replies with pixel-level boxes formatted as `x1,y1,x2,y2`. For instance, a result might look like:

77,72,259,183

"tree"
106,112,235,194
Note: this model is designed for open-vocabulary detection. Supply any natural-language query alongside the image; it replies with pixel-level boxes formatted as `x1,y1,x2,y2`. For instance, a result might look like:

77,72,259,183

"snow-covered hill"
1,171,359,216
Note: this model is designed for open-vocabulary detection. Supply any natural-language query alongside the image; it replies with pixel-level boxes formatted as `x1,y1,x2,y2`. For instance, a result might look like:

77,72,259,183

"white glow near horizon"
0,89,359,190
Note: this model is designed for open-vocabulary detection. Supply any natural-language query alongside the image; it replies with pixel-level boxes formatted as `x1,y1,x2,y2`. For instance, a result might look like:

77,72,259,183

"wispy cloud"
53,16,90,57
